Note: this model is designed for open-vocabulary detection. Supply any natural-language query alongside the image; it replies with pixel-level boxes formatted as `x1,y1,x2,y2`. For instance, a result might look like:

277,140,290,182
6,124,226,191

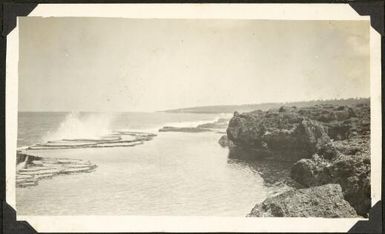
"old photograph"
15,17,372,217
5,3,382,232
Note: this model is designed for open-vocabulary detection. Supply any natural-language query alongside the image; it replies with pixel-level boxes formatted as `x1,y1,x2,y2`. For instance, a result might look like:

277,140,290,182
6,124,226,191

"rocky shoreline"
16,131,157,188
16,152,97,188
220,100,370,217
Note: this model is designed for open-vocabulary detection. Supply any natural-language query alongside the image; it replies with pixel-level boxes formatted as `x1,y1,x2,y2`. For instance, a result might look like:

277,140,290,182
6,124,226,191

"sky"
18,17,370,112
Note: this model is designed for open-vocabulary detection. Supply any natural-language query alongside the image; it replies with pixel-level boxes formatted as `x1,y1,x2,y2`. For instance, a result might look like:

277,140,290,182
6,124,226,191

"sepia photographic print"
5,3,382,233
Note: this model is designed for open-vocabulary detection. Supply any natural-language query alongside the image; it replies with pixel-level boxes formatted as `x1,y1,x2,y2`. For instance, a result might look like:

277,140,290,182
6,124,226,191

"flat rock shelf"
16,131,157,188
23,131,156,150
16,156,97,188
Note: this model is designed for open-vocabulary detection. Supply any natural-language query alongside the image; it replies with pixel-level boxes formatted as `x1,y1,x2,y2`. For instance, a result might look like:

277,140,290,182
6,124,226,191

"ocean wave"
20,112,232,149
42,112,119,142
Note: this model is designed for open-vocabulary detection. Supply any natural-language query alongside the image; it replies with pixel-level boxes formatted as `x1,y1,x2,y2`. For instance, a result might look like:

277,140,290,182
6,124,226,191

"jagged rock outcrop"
291,149,371,216
225,101,371,217
226,108,336,161
248,184,357,217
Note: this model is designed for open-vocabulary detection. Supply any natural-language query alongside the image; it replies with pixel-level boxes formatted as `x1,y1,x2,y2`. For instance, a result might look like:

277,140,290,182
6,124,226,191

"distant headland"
161,98,370,114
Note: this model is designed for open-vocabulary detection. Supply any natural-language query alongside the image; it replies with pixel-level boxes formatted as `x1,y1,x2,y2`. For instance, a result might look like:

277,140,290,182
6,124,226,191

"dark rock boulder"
291,154,333,186
293,105,358,140
329,154,371,216
226,110,335,161
248,184,357,217
218,135,235,148
291,152,371,216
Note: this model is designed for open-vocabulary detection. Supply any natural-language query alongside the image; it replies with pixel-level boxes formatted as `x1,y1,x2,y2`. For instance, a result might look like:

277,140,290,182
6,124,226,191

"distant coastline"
162,97,370,114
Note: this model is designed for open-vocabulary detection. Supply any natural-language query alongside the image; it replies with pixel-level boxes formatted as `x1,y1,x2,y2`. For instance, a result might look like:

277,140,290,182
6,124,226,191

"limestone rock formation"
291,152,371,216
225,101,371,217
226,108,335,161
248,184,357,217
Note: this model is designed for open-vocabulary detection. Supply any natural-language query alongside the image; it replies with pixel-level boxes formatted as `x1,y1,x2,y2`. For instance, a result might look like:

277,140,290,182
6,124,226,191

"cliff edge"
223,101,370,217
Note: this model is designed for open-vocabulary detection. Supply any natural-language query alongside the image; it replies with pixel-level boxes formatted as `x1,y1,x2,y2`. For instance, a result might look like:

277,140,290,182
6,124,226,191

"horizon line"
18,96,370,113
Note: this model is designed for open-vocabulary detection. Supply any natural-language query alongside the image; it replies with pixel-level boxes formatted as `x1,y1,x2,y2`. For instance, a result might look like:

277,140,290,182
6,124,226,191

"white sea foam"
162,120,212,128
43,112,119,141
114,127,160,134
162,113,232,128
41,112,232,143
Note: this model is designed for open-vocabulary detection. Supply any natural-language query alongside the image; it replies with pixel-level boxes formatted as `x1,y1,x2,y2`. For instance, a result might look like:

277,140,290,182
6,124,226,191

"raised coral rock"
248,184,357,217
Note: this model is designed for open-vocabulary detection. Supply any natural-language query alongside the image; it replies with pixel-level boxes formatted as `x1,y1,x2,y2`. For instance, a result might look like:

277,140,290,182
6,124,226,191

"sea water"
16,112,275,216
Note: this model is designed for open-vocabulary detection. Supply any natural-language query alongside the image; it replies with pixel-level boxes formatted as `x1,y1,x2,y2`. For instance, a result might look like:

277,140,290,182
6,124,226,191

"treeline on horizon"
164,97,370,114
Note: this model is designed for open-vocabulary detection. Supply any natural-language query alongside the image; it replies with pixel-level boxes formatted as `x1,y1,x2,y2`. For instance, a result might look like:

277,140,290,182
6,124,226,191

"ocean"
16,112,286,216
